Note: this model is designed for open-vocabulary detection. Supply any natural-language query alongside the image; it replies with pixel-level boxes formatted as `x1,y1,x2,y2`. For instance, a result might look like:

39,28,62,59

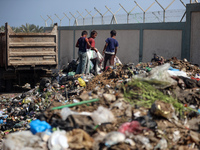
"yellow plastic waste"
22,97,32,104
78,78,86,87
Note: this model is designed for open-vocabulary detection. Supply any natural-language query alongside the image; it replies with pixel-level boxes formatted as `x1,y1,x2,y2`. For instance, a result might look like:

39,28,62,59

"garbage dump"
1,55,200,150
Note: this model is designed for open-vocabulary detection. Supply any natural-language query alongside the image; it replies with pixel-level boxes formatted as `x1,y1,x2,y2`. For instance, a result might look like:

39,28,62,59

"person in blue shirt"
76,30,93,74
102,30,119,71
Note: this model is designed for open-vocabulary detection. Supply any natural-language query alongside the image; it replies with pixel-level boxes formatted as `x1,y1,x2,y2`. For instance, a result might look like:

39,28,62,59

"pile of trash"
1,55,200,150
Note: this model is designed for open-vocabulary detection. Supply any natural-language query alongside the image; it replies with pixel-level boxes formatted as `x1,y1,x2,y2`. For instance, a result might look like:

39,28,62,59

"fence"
41,0,199,27
44,3,200,69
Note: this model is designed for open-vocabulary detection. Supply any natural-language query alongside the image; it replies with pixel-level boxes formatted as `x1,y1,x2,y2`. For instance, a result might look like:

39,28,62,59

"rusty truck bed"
0,23,58,70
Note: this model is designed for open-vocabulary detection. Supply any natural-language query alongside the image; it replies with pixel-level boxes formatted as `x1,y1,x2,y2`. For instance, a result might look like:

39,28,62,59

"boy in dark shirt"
102,30,119,71
76,30,93,74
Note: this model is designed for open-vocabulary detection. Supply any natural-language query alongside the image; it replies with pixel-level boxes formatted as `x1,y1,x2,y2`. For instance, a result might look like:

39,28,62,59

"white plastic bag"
96,51,104,63
48,130,69,150
148,63,177,86
114,56,122,66
167,70,188,78
87,49,97,60
91,106,115,125
96,52,104,74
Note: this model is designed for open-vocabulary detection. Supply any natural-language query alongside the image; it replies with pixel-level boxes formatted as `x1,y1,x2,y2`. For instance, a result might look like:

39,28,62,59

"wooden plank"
10,37,55,43
9,57,22,60
9,42,56,47
43,56,56,59
8,61,57,66
10,47,56,52
9,52,56,56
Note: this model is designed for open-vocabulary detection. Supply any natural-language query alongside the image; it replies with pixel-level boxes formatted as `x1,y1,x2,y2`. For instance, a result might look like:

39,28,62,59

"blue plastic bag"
30,119,51,134
168,66,179,71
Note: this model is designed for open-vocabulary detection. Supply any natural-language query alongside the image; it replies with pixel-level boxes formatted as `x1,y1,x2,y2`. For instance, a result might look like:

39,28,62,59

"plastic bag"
96,51,104,63
96,52,104,74
3,131,46,150
167,70,188,78
78,78,86,87
30,119,51,134
103,131,125,147
114,56,122,66
91,106,115,125
147,63,177,86
118,121,144,135
87,49,97,60
48,130,69,150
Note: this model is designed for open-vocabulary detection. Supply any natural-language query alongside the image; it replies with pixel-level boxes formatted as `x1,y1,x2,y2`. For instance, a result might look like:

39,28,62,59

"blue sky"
0,0,191,27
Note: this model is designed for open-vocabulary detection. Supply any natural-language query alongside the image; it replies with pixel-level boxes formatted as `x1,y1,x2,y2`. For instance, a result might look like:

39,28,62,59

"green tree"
20,23,36,33
32,25,44,33
11,26,21,33
0,25,5,32
1,24,44,33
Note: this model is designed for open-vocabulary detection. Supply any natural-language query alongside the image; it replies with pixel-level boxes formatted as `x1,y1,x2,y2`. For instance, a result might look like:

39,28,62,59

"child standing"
102,30,119,71
86,30,98,74
76,30,93,74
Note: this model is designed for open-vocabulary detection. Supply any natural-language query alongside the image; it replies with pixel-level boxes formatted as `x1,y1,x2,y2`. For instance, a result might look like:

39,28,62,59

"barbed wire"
42,0,198,27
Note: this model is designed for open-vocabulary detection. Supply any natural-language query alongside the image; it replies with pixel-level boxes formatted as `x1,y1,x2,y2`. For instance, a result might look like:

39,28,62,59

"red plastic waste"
118,121,146,135
191,77,200,81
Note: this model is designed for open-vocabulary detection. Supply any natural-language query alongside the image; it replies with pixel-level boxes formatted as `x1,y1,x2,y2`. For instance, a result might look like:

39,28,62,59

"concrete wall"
94,30,140,64
60,30,73,68
143,30,182,62
190,12,200,65
59,29,140,67
58,27,183,67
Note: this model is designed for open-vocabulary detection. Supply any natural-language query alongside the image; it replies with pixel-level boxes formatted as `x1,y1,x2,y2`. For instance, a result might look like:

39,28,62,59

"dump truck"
0,23,58,91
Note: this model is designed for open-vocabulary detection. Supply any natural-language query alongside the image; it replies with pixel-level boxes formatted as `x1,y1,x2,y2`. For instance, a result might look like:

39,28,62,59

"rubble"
0,55,200,149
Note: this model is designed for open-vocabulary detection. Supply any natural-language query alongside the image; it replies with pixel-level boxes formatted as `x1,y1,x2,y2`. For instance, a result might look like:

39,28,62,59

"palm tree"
11,26,21,33
32,25,44,33
0,25,5,32
20,23,36,33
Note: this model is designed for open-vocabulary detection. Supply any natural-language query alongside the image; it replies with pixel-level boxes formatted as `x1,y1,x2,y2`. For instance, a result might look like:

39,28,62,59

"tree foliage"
0,23,44,33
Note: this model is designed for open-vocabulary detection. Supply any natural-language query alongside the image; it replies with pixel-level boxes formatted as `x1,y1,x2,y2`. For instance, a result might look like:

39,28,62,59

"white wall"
60,30,73,68
59,29,183,66
143,30,182,62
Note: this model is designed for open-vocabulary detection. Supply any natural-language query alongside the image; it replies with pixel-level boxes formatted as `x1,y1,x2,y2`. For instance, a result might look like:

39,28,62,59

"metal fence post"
70,12,80,26
94,7,109,25
40,15,49,27
55,14,66,26
155,0,175,22
85,9,98,25
105,6,121,24
47,15,56,27
179,0,186,22
63,13,72,26
77,11,90,25
134,1,155,23
119,3,137,24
